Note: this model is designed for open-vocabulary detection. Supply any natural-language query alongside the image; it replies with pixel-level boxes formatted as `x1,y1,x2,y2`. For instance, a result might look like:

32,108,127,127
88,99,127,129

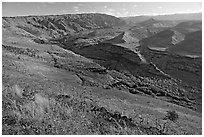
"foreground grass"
3,83,181,135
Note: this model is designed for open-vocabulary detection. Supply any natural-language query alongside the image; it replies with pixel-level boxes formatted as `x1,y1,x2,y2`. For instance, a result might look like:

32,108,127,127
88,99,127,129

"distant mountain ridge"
3,13,126,36
121,12,202,25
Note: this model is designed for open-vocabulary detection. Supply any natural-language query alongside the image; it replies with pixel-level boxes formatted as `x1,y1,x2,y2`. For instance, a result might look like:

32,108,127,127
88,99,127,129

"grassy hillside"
2,14,202,135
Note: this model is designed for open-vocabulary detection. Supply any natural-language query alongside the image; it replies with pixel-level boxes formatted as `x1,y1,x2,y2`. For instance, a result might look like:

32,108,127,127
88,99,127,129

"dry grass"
2,83,176,135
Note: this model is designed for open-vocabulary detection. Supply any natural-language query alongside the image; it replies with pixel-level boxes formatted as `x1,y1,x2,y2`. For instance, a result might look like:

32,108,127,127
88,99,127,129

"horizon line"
2,11,202,18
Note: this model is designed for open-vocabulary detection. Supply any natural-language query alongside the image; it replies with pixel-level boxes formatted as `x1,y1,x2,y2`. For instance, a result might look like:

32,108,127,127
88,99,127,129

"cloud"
115,11,130,17
158,6,162,9
89,10,97,13
103,8,132,17
42,3,47,8
74,9,79,12
41,2,56,8
103,9,116,16
37,6,41,10
61,10,67,13
74,6,79,9
133,4,137,7
73,6,79,12
108,8,114,12
124,11,129,16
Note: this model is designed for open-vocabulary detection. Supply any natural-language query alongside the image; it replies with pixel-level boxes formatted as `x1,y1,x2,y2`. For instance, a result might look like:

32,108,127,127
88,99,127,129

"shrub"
165,110,179,122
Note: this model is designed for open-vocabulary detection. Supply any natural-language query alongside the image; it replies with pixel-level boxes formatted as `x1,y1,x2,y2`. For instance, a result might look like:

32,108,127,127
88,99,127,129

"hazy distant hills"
173,20,202,34
137,18,178,28
121,12,202,25
128,18,180,41
139,20,202,56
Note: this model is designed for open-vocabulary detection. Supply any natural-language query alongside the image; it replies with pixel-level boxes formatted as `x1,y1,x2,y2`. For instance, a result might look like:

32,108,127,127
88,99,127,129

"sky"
2,2,202,17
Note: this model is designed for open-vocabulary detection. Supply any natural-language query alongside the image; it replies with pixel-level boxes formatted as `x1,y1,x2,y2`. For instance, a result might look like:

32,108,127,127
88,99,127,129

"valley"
2,12,202,135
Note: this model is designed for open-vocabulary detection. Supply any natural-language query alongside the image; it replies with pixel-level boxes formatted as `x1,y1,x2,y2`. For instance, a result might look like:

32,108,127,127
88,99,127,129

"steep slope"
103,31,139,44
173,20,202,34
167,30,202,57
103,32,126,44
140,29,175,51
